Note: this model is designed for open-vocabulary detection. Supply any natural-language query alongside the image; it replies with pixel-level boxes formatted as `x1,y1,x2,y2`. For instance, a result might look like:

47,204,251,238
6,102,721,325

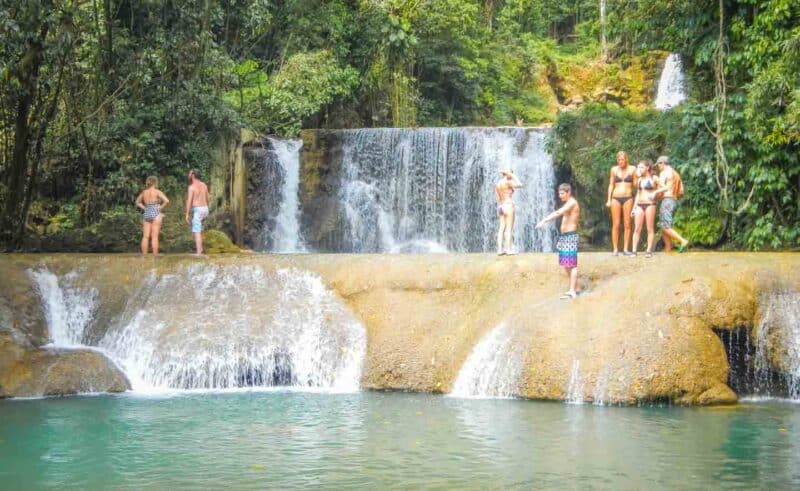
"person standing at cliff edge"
654,156,689,253
536,183,581,299
185,168,210,256
496,169,524,256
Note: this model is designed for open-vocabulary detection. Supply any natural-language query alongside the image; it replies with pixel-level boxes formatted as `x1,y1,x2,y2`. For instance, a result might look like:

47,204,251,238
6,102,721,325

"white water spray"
753,291,800,399
450,323,524,398
655,53,688,110
28,269,97,347
566,359,584,404
268,137,307,253
99,265,366,392
337,127,556,253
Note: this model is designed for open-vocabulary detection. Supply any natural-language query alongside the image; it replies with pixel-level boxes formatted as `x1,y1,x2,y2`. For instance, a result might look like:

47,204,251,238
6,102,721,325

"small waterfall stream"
29,269,98,348
718,290,800,400
449,323,524,398
268,138,307,253
566,359,584,404
654,53,688,110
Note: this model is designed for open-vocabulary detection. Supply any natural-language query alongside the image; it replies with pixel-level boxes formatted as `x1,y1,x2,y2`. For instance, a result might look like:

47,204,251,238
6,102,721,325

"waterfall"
719,290,800,400
335,127,556,253
593,364,611,405
28,269,97,347
449,323,524,398
654,53,688,110
566,359,584,404
98,265,366,392
752,291,800,399
264,137,306,252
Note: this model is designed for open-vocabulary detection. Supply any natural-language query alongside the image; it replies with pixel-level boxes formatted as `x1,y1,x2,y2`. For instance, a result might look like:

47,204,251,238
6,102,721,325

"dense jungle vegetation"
0,0,798,250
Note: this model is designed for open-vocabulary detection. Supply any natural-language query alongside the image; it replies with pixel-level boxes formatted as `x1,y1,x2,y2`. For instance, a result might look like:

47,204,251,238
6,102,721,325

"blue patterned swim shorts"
557,231,578,268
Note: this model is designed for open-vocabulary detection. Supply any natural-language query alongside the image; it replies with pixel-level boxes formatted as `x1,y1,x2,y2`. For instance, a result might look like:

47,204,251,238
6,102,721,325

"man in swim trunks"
536,183,581,299
185,168,210,256
654,156,689,253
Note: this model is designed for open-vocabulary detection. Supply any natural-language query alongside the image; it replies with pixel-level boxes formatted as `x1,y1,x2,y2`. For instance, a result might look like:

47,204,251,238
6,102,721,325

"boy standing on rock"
536,183,581,299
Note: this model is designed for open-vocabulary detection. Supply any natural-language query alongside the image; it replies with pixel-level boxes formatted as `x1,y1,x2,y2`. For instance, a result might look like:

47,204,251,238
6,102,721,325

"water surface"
1,392,799,489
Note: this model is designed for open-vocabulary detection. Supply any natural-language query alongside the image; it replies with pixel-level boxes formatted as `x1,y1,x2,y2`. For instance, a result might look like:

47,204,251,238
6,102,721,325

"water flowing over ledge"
449,322,524,398
2,253,800,404
25,263,366,394
250,127,557,253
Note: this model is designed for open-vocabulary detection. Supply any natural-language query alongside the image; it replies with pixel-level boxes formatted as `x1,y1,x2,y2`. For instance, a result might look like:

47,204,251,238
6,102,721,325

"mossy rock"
204,229,242,254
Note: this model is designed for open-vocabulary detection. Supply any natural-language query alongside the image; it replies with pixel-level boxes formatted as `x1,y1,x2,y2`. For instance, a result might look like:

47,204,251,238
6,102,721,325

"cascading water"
98,265,366,392
336,127,556,253
654,53,688,110
718,290,800,400
449,323,524,398
566,359,584,404
28,269,97,347
752,291,800,399
267,137,307,253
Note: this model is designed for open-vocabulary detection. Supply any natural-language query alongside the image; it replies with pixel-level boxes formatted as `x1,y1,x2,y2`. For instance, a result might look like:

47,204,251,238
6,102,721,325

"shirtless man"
185,168,210,255
536,183,581,299
495,169,524,255
654,156,689,253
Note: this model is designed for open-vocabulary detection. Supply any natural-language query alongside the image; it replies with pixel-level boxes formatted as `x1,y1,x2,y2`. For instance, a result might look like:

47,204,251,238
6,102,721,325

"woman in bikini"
605,151,636,256
135,176,169,256
496,169,523,255
631,160,659,257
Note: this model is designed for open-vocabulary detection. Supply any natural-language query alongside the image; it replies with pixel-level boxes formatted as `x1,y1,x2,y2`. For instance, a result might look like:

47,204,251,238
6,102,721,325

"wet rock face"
243,144,285,249
0,336,130,398
0,260,48,347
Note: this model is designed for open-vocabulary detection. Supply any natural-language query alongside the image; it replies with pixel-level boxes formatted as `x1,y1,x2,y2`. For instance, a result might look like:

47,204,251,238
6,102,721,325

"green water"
1,392,799,490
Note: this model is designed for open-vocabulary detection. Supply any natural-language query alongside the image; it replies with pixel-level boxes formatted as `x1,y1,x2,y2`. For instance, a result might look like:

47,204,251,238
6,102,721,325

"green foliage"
226,51,359,135
1,0,797,250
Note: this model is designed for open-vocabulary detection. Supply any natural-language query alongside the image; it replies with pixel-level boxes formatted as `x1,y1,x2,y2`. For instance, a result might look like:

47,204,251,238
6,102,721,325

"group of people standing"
606,151,688,257
134,169,210,256
495,151,688,300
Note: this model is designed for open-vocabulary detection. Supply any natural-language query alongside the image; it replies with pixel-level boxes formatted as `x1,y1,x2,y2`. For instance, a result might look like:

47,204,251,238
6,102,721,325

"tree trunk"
0,25,48,246
15,60,67,248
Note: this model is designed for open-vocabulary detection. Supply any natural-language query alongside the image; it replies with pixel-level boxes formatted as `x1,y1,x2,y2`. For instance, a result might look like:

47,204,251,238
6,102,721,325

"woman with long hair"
631,160,659,257
605,151,635,256
135,176,169,256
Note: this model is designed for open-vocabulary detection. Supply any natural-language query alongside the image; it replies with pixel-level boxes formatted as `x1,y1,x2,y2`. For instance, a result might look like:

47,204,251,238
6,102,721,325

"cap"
656,156,670,165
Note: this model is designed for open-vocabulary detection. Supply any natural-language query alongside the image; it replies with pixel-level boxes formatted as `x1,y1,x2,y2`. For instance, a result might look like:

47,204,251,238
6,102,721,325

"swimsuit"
497,185,514,216
557,231,579,268
637,177,656,211
143,202,160,222
612,169,633,204
191,206,209,233
497,202,514,216
660,197,678,229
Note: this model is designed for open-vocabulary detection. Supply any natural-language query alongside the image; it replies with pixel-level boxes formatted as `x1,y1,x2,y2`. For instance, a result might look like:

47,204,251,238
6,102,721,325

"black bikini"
612,169,634,204
637,177,656,211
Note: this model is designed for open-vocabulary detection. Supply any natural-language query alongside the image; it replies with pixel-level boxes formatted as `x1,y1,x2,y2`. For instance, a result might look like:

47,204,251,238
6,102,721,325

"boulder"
0,260,48,347
0,335,130,398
